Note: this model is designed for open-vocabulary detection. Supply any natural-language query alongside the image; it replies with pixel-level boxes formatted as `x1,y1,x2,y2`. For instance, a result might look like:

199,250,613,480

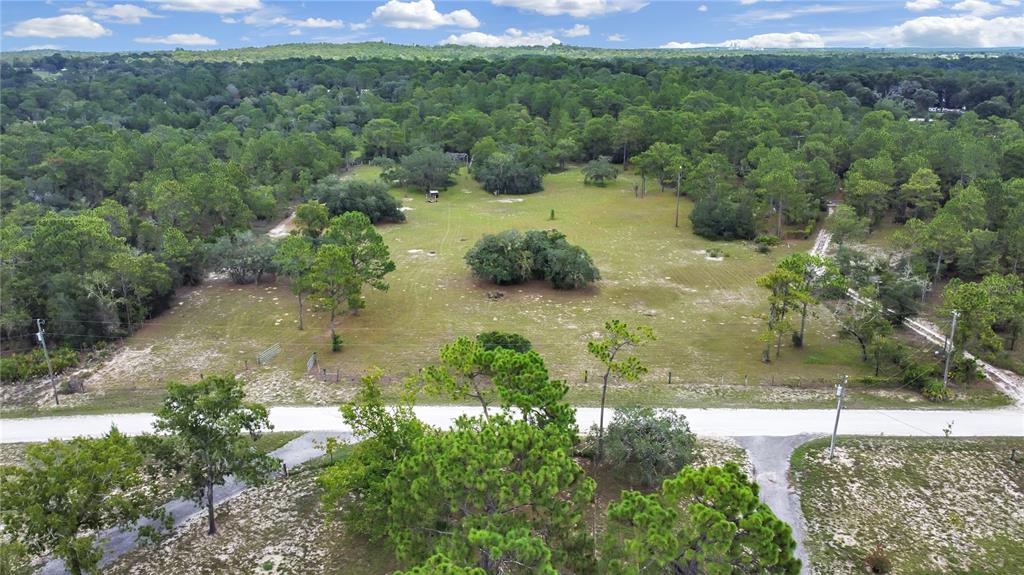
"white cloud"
94,4,161,24
350,22,370,31
819,13,1024,47
289,29,302,36
607,33,625,41
737,4,880,24
20,44,64,50
562,24,589,37
147,0,261,14
443,27,560,47
135,32,217,45
491,0,647,18
698,4,708,12
662,31,825,49
243,10,345,29
372,0,479,29
891,14,1024,46
5,15,112,38
740,0,761,4
905,0,943,10
951,0,1005,16
221,16,238,24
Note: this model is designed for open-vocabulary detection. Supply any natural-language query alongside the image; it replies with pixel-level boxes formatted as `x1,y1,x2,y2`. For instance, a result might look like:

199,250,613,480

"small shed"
426,190,440,203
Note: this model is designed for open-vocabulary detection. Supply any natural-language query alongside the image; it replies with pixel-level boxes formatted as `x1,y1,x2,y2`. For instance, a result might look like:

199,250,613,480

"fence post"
668,371,672,385
584,370,588,383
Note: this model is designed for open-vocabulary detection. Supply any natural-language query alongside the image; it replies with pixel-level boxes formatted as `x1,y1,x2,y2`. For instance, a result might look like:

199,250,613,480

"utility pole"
674,165,683,228
35,319,59,406
942,309,960,388
828,376,846,460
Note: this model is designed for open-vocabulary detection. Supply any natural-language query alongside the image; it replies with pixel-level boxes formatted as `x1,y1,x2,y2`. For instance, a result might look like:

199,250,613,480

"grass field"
791,436,1024,574
3,166,1010,416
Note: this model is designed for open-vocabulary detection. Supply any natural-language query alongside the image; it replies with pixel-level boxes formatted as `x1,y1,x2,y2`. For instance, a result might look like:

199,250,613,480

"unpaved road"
3,405,1022,443
809,224,1024,406
736,435,820,573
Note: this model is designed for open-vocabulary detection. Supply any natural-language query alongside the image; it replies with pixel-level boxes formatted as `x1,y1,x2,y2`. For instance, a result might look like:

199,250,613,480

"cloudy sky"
1,0,1022,52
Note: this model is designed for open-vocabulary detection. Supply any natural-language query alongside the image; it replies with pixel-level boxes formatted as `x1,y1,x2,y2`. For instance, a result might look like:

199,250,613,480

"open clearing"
7,166,1009,416
791,436,1024,574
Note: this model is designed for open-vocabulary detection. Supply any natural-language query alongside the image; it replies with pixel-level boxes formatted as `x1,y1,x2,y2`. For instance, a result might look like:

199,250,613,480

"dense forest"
1,47,1022,359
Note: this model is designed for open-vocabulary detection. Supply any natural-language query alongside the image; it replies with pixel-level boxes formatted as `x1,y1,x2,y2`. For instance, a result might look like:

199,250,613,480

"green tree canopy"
386,415,595,574
142,375,279,535
0,428,168,575
603,463,800,575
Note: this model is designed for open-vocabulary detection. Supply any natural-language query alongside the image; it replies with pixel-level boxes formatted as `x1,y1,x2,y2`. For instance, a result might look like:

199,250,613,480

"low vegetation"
792,436,1024,574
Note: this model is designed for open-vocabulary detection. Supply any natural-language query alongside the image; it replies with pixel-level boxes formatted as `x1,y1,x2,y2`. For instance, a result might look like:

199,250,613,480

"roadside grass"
791,436,1024,575
4,166,1011,416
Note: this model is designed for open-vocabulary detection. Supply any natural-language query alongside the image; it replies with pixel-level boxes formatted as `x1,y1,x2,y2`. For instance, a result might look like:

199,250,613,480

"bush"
307,176,405,223
597,406,696,488
476,331,532,353
464,230,533,285
865,543,892,574
544,244,601,289
922,379,953,402
582,156,618,186
331,334,344,352
0,347,79,383
465,229,599,290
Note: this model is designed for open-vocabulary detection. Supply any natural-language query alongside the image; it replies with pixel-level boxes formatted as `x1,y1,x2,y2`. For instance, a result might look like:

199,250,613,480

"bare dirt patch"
105,467,397,575
792,437,1024,574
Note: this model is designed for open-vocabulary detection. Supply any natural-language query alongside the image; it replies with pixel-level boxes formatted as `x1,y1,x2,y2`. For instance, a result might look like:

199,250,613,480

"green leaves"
144,375,278,535
0,427,168,575
587,320,655,383
309,212,396,336
604,463,800,575
386,415,595,573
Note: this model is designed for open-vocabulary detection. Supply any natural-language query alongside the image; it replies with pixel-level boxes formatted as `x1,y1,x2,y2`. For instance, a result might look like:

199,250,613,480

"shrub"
331,334,344,353
307,176,405,223
545,244,601,290
476,331,532,353
0,347,79,383
865,543,892,574
922,379,952,402
464,230,533,285
465,229,599,290
582,156,618,186
597,406,696,488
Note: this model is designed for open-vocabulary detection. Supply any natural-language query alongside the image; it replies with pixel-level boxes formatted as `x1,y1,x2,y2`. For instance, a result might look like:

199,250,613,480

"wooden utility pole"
942,310,960,388
675,165,683,228
828,376,846,460
36,319,59,405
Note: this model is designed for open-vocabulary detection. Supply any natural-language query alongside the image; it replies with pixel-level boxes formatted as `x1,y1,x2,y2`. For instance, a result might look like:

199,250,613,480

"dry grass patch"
792,436,1024,574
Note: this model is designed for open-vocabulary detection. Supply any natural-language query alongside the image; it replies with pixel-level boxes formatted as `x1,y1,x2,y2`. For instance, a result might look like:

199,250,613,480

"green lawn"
4,166,1010,416
791,436,1024,575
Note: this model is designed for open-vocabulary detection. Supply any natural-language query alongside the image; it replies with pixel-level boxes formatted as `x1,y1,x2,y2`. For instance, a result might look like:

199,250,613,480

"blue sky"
1,1,1022,52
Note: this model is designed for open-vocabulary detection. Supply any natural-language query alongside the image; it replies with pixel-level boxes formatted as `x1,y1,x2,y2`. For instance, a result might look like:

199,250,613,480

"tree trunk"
776,330,783,358
777,199,784,238
596,368,611,464
933,249,944,285
798,302,808,347
298,292,305,331
622,142,628,169
206,480,217,535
